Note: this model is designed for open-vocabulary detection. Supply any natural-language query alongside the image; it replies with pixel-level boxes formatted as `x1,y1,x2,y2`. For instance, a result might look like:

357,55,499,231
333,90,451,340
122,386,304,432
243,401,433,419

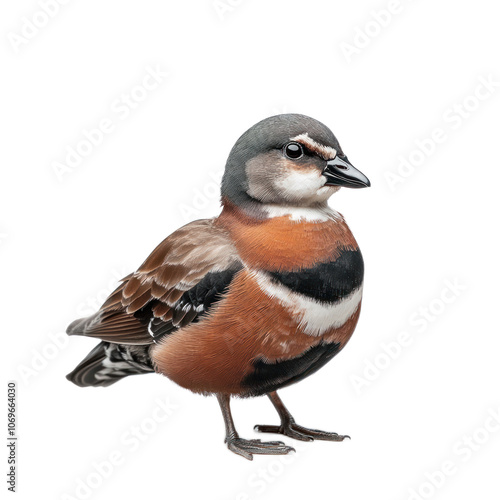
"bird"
66,113,370,460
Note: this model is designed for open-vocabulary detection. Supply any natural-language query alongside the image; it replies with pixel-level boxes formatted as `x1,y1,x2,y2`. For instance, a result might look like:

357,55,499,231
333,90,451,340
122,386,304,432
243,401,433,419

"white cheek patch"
252,271,363,336
273,168,325,202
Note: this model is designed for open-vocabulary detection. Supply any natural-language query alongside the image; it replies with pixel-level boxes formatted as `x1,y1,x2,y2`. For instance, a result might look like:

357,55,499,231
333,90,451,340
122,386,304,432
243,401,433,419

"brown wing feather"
67,219,240,345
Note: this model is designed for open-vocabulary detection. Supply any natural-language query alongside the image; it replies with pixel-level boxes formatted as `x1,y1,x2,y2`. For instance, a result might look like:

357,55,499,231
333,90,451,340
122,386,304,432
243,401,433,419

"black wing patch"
134,265,242,343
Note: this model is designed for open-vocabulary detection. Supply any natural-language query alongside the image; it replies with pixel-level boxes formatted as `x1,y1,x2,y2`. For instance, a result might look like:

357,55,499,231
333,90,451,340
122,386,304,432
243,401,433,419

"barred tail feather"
66,342,154,388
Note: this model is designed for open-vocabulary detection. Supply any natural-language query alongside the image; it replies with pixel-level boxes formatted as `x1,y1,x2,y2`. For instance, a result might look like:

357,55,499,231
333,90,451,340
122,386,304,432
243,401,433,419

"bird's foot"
225,436,295,461
254,419,350,442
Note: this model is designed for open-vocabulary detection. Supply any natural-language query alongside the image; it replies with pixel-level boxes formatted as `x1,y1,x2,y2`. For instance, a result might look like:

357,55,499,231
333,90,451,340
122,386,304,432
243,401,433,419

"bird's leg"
254,391,349,442
216,393,295,460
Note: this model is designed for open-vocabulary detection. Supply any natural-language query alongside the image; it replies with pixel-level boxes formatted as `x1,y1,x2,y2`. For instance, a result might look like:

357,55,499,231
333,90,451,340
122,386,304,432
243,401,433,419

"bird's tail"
66,341,155,388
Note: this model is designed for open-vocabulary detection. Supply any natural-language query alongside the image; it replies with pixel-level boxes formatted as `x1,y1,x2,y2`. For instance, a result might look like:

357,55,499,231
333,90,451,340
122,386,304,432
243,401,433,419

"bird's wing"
67,219,242,345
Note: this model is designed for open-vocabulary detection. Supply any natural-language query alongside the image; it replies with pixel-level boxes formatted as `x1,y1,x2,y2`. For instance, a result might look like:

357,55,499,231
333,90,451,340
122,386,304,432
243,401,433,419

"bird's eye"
284,142,303,159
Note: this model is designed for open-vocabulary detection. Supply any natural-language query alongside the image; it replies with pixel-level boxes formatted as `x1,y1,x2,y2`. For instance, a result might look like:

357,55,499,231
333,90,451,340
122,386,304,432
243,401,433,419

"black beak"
323,156,371,188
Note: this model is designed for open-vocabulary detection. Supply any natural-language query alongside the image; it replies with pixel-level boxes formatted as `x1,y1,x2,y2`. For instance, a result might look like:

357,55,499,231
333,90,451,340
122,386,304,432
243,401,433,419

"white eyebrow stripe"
291,133,337,160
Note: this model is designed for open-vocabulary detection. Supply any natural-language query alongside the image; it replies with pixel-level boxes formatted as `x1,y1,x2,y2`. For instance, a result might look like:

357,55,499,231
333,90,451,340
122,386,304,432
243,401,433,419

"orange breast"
152,203,363,395
215,203,359,271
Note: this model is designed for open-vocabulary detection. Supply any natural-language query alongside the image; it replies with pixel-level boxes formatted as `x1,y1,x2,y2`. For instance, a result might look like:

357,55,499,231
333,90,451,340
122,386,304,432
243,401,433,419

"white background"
2,1,500,499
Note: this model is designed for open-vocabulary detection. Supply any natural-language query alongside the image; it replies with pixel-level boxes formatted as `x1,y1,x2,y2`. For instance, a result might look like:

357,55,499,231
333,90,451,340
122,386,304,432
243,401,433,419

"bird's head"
221,114,370,212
